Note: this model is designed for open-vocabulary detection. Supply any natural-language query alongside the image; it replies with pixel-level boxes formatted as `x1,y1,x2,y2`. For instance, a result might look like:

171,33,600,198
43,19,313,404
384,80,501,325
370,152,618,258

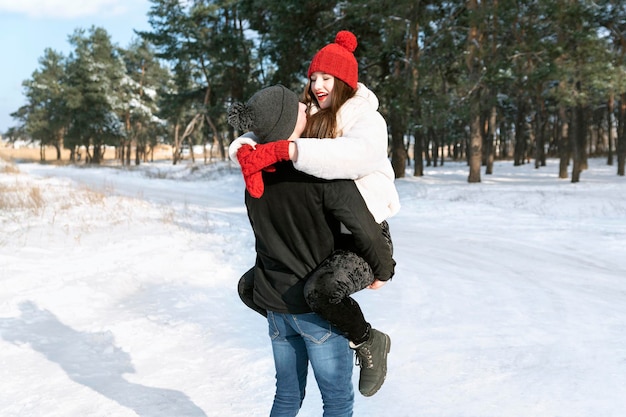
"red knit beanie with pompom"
307,31,358,89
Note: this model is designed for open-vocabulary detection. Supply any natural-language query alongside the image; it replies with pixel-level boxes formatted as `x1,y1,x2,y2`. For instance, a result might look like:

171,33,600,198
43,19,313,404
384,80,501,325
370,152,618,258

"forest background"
3,0,626,184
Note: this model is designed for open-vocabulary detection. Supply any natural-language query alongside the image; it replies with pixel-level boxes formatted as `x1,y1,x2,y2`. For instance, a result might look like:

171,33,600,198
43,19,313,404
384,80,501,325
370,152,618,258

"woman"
230,31,399,398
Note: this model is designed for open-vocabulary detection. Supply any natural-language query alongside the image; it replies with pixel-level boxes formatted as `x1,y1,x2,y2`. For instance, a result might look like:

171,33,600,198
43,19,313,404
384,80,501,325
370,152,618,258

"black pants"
238,221,393,344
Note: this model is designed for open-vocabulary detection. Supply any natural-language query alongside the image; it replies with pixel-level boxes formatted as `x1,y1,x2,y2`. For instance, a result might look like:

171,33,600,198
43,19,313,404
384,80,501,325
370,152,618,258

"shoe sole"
361,333,391,397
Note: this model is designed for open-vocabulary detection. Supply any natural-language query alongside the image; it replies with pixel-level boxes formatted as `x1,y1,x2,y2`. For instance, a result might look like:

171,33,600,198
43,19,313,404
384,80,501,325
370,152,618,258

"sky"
1,155,626,416
0,0,152,134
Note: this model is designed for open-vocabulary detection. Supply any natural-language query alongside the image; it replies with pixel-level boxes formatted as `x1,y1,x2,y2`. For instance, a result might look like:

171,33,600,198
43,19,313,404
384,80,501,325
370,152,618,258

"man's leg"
290,313,354,417
267,312,308,417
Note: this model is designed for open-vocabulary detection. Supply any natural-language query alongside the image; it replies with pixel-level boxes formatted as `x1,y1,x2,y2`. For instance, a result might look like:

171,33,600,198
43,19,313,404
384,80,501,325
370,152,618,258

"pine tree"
65,27,127,164
139,0,256,163
120,38,170,165
11,49,68,161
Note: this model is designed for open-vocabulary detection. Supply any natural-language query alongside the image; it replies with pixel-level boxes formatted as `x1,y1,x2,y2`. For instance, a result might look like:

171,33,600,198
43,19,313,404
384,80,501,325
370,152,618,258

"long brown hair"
302,77,356,138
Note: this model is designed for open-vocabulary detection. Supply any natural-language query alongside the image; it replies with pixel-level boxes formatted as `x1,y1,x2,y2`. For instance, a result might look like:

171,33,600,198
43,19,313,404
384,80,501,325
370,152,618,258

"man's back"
245,161,394,314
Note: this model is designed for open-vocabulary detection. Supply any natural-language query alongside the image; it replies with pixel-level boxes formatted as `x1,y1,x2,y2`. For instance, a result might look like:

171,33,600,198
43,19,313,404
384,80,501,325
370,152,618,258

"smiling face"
309,72,335,110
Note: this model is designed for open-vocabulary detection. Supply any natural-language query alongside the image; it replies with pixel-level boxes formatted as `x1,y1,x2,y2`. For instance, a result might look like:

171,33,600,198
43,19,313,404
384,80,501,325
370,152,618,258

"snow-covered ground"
1,157,625,417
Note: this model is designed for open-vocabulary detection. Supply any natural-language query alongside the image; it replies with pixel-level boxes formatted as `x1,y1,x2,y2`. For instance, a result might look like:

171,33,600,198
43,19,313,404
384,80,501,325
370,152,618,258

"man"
228,85,394,417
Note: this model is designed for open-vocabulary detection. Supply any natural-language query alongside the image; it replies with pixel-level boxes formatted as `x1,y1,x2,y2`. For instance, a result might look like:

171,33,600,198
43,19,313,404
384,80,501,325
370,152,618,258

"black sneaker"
350,328,391,397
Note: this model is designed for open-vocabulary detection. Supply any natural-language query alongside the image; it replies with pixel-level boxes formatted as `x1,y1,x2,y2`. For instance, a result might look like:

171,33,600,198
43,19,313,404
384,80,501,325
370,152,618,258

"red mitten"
237,141,291,198
237,140,291,176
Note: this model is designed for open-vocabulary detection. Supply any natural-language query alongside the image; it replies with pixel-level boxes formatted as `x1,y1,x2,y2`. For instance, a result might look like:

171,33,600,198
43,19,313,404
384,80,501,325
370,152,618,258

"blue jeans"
267,311,354,417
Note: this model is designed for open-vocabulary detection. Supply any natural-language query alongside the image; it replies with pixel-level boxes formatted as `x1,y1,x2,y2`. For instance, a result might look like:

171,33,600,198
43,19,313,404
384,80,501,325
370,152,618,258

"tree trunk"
558,106,570,178
429,127,439,167
466,0,482,183
485,105,496,175
618,92,626,176
390,111,407,178
534,100,547,168
468,108,482,183
413,127,424,177
499,121,508,158
514,99,526,166
55,131,63,160
204,114,223,161
94,144,104,164
607,95,614,166
135,145,142,166
571,103,586,183
425,134,432,167
173,123,181,165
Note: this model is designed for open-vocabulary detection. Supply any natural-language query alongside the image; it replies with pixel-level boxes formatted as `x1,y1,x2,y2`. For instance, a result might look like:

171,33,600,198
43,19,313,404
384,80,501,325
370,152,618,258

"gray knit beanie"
228,85,299,143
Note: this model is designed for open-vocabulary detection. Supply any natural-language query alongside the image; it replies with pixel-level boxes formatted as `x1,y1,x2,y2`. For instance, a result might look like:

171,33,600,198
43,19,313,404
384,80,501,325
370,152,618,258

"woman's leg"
303,221,393,344
238,267,267,317
303,250,373,344
303,222,394,397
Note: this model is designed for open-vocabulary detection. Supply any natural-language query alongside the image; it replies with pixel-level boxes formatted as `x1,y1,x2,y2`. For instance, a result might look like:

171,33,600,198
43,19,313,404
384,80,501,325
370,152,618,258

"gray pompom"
227,102,254,132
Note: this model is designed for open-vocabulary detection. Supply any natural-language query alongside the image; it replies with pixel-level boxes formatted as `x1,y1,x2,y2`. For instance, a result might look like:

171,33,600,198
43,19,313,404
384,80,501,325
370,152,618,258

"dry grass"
0,156,40,213
0,145,73,163
78,184,107,206
0,183,46,215
1,146,180,249
27,186,45,211
0,144,174,164
0,153,104,215
1,163,20,174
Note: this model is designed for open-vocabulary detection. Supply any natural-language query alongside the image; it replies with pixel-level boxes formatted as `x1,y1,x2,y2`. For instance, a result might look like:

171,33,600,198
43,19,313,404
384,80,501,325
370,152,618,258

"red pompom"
335,31,357,53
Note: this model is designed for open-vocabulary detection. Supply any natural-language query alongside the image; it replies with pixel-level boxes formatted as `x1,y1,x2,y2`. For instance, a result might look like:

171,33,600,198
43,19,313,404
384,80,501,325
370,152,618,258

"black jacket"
245,161,395,314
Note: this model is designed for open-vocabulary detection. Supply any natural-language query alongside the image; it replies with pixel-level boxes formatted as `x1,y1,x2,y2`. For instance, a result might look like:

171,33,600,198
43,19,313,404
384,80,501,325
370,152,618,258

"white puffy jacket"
229,83,400,223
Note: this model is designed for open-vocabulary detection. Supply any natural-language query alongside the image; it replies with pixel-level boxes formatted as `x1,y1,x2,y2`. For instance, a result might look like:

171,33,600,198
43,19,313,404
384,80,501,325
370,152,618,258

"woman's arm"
292,110,389,180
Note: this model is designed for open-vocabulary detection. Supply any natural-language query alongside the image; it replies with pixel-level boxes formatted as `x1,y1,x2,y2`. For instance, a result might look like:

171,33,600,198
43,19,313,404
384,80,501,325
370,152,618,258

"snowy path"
2,158,626,416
